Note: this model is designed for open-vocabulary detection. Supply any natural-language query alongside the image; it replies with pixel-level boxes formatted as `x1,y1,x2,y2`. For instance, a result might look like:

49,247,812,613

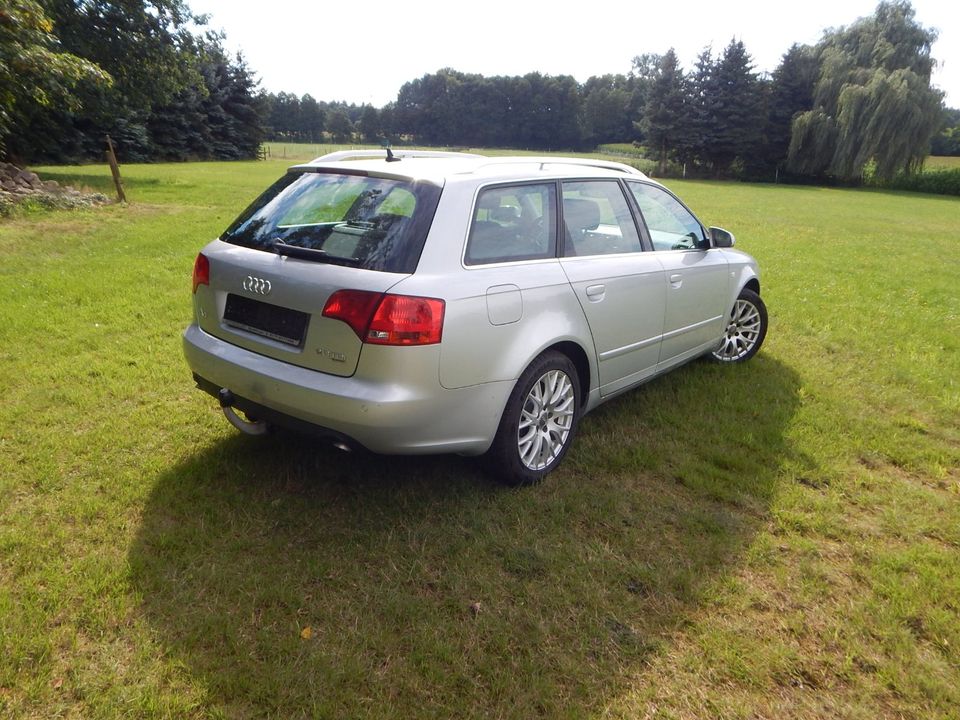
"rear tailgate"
193,240,404,377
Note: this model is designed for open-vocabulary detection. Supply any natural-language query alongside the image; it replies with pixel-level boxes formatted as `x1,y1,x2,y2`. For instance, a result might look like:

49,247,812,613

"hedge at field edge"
873,168,960,196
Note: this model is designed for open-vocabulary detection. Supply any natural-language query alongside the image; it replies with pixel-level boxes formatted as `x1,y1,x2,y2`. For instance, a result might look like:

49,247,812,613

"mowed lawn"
1,149,958,719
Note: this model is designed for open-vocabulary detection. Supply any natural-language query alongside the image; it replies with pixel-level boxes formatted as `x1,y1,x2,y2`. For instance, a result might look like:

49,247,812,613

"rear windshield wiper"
272,239,361,266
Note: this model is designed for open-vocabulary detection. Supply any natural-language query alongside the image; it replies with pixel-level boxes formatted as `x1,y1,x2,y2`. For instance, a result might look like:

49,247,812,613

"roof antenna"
385,147,401,163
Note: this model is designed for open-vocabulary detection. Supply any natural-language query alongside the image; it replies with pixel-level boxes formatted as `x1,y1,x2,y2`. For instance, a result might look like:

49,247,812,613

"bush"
597,143,647,158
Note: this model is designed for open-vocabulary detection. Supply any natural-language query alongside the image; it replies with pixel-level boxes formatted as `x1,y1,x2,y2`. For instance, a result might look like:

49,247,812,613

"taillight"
192,253,209,293
323,290,445,346
322,290,383,339
367,295,444,345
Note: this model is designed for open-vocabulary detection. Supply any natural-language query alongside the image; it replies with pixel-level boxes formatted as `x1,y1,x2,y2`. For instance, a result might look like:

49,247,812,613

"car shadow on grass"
129,354,805,718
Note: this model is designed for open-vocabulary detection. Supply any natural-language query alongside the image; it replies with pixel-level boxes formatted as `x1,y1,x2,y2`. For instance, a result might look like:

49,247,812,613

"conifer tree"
640,49,687,174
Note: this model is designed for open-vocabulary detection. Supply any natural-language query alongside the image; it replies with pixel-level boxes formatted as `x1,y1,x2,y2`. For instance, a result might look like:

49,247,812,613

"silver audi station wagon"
184,150,767,484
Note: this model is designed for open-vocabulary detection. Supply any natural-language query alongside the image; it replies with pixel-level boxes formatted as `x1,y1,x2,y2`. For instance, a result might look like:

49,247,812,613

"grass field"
1,146,958,718
926,155,960,170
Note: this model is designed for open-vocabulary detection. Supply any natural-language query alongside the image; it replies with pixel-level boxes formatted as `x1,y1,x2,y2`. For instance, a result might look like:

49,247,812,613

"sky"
189,0,959,108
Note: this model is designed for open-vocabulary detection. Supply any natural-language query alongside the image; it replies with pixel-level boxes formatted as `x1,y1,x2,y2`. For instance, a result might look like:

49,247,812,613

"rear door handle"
585,284,606,302
669,273,683,288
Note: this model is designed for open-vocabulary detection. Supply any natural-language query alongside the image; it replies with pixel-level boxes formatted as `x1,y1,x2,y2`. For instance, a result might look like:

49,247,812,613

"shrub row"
873,168,960,196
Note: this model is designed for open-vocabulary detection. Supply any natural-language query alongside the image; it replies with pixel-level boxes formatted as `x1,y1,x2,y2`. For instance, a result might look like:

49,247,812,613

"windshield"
220,171,442,273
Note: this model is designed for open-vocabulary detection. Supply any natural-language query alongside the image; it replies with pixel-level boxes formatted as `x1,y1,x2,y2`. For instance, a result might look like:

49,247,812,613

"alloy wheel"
713,297,763,362
517,369,576,471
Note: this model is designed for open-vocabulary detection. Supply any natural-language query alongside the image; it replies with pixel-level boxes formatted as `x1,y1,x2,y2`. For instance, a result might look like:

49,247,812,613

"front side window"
561,180,642,257
220,171,441,273
465,183,557,265
627,181,708,251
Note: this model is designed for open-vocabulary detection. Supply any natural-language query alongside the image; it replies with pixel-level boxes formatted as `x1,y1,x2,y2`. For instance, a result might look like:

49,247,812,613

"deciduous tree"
358,105,381,143
0,0,109,156
326,108,354,143
582,74,636,145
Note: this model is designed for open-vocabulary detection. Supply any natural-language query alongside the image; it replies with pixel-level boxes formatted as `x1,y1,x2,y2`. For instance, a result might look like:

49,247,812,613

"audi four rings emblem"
243,275,272,295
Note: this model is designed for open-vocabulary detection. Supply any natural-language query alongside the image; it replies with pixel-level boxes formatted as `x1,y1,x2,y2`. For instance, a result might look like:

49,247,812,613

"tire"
484,351,581,486
710,288,767,363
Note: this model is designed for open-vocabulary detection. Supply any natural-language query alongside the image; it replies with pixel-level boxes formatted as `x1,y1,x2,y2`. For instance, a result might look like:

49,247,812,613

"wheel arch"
743,277,760,294
725,263,760,312
544,340,591,408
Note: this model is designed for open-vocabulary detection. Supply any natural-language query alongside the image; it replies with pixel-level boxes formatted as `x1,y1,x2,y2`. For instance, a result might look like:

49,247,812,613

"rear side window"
221,171,442,273
465,183,557,265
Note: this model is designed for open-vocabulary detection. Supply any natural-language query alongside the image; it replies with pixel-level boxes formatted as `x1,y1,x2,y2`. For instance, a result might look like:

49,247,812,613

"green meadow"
926,155,960,170
1,146,958,718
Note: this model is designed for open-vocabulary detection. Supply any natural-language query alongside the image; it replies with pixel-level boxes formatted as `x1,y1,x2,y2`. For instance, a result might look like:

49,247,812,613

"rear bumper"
182,324,511,455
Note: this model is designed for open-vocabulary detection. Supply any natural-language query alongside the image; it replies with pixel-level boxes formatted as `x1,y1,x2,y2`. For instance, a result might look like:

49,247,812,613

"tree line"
2,0,957,182
362,0,949,182
256,71,637,150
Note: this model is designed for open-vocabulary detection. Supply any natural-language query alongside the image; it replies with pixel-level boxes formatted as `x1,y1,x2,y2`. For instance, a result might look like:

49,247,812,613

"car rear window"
220,171,442,273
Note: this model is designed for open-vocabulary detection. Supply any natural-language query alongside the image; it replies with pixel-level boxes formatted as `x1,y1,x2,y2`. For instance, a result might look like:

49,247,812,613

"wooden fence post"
105,135,127,203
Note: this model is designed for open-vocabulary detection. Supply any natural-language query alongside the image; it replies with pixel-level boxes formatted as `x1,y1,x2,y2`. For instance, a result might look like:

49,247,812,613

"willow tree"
788,0,943,180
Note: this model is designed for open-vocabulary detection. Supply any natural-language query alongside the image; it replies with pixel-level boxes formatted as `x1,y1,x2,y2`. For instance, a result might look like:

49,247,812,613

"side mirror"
709,226,736,248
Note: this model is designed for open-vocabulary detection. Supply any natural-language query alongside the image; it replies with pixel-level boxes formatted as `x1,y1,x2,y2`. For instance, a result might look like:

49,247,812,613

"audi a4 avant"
184,150,767,484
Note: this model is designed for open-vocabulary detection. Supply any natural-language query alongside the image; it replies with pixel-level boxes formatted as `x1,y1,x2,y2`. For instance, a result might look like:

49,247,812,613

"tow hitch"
218,388,268,436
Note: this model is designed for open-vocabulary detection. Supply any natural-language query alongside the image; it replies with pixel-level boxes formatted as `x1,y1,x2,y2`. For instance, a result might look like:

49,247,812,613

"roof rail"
311,149,485,163
465,157,645,176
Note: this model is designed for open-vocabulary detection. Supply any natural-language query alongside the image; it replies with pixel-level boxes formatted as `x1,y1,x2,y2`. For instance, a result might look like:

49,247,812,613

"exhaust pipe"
218,389,268,436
